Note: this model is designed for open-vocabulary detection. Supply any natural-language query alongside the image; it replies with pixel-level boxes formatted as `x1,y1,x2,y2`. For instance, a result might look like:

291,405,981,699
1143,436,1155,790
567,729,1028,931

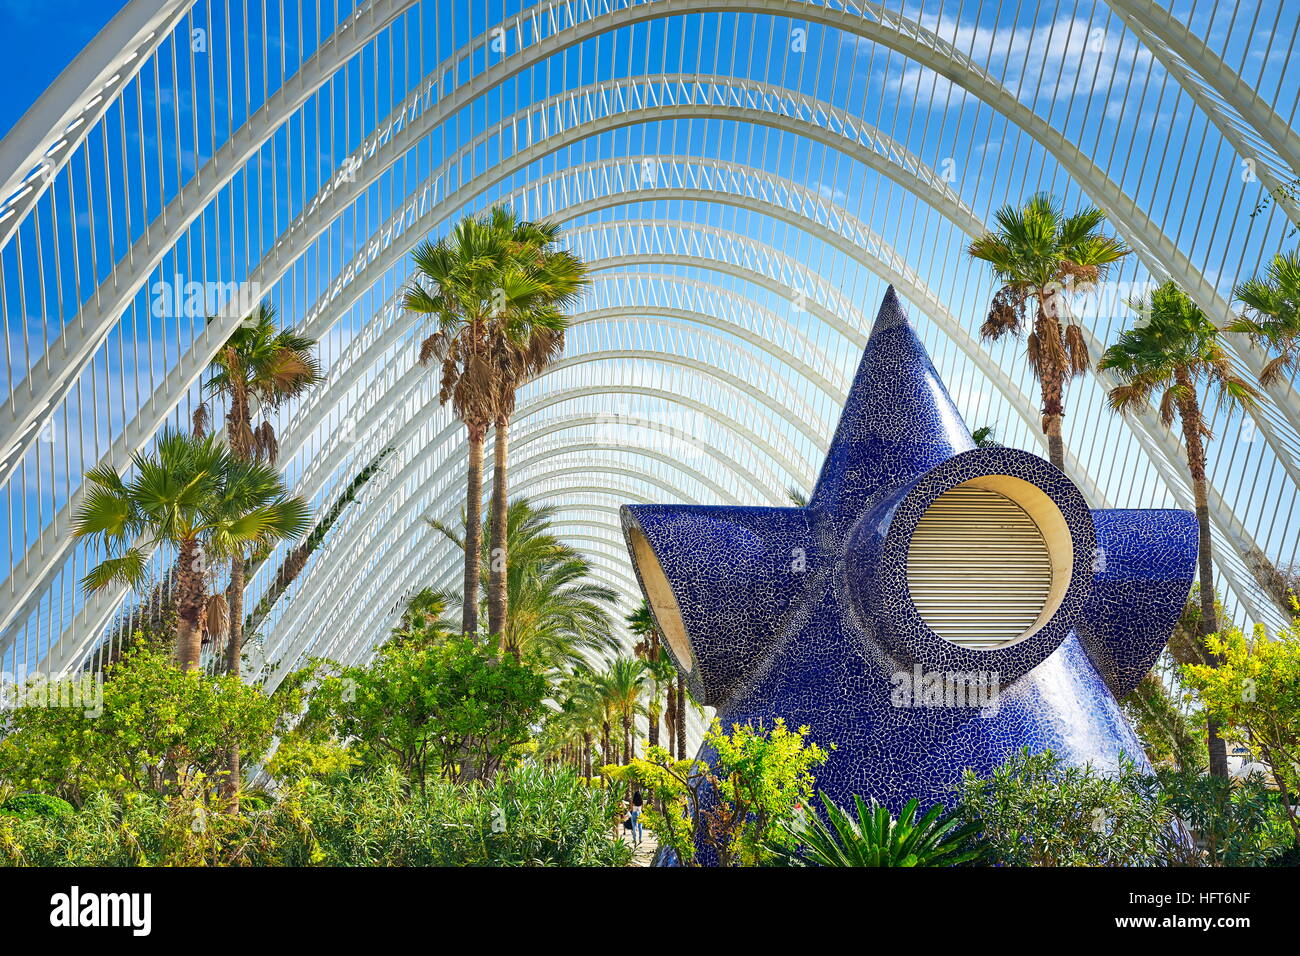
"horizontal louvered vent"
906,486,1052,649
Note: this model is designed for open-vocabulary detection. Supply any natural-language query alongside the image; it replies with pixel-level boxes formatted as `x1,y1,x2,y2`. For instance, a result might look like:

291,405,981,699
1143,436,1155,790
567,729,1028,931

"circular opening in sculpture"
905,475,1073,649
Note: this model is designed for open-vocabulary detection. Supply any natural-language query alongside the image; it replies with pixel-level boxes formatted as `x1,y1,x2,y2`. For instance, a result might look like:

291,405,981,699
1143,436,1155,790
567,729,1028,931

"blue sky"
0,0,122,137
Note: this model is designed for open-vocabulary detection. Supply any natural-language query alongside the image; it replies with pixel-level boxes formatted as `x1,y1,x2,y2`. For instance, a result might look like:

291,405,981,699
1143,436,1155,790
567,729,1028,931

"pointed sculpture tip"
872,285,910,332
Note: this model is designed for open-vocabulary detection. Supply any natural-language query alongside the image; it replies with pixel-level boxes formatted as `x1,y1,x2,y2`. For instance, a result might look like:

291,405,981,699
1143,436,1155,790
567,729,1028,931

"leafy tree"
1182,610,1300,848
0,642,292,806
306,636,548,790
389,587,457,648
971,424,999,448
602,744,705,864
628,599,673,748
702,718,830,866
1121,671,1204,772
591,657,647,764
968,192,1129,469
1231,248,1300,386
604,718,829,866
768,792,984,867
1100,280,1262,775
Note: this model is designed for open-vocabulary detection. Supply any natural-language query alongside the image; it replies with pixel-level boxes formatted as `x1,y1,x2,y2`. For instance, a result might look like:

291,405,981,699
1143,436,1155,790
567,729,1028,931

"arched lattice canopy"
1,0,1298,755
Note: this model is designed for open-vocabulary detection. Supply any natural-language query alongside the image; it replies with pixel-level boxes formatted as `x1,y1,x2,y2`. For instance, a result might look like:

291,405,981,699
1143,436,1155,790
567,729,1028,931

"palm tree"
72,431,309,671
483,217,590,652
593,657,648,763
968,192,1130,469
552,670,605,777
1099,280,1262,776
429,498,620,669
197,302,320,676
390,587,457,648
1231,249,1300,386
405,208,562,638
627,600,661,746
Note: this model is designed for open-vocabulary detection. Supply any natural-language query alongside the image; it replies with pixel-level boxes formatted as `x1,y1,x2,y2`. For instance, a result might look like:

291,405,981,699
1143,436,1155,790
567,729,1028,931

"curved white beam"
0,0,192,248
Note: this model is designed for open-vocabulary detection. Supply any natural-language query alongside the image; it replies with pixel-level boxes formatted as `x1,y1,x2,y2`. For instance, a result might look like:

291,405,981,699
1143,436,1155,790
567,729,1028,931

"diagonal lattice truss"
2,0,1299,740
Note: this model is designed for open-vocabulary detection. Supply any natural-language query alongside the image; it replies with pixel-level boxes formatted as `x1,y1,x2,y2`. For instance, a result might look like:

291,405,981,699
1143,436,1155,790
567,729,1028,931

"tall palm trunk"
1036,301,1067,471
462,422,487,637
623,710,632,763
583,731,593,778
488,416,511,656
676,674,687,759
665,680,677,754
648,697,661,749
1175,370,1229,777
648,630,661,747
224,554,247,804
175,537,205,671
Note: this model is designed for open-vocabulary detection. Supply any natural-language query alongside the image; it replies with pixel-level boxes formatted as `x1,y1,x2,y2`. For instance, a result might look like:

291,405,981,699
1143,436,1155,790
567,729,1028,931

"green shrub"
0,794,74,820
956,748,1171,866
1153,769,1293,866
0,766,631,867
767,792,985,867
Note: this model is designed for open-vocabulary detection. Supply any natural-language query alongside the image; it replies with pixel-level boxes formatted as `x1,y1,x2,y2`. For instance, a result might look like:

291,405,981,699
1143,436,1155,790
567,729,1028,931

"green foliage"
768,791,985,867
1182,612,1300,847
1100,280,1262,426
602,745,705,865
304,635,548,789
0,767,630,867
1121,671,1204,772
1231,248,1300,385
0,794,74,820
1153,769,1293,866
956,748,1170,866
432,499,621,669
0,642,294,805
604,718,829,866
703,718,830,866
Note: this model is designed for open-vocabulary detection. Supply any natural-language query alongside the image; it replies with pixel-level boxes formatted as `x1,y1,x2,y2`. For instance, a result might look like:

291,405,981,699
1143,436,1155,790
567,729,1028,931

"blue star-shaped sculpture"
622,287,1196,818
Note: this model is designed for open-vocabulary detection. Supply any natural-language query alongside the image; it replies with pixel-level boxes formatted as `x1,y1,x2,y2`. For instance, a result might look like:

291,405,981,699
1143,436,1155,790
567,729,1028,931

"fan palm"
197,302,320,676
770,792,985,867
405,208,567,637
628,599,672,748
968,192,1130,469
72,431,310,671
551,670,607,777
1099,280,1262,776
195,302,321,460
1231,249,1300,386
592,657,648,763
483,216,590,650
390,586,456,647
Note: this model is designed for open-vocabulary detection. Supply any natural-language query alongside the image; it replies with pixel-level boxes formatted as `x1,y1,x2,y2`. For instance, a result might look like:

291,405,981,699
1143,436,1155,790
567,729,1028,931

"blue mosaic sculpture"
621,287,1196,827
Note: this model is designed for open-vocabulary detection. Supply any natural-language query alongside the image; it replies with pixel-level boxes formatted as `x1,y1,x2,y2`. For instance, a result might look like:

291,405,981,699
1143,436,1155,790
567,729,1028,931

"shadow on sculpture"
621,287,1196,860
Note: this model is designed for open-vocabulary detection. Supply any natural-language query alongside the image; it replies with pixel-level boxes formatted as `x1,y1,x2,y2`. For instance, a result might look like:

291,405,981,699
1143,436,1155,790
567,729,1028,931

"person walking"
630,789,645,846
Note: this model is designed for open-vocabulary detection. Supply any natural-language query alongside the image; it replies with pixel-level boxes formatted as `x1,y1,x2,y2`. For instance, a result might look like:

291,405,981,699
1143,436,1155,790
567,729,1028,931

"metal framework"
2,1,1298,743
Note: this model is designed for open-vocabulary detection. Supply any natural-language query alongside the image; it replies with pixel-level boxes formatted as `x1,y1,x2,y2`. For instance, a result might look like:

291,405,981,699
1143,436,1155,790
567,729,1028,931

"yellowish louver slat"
905,487,1052,648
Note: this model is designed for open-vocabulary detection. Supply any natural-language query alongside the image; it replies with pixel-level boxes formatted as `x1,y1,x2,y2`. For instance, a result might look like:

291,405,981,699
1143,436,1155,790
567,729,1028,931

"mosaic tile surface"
621,287,1197,852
